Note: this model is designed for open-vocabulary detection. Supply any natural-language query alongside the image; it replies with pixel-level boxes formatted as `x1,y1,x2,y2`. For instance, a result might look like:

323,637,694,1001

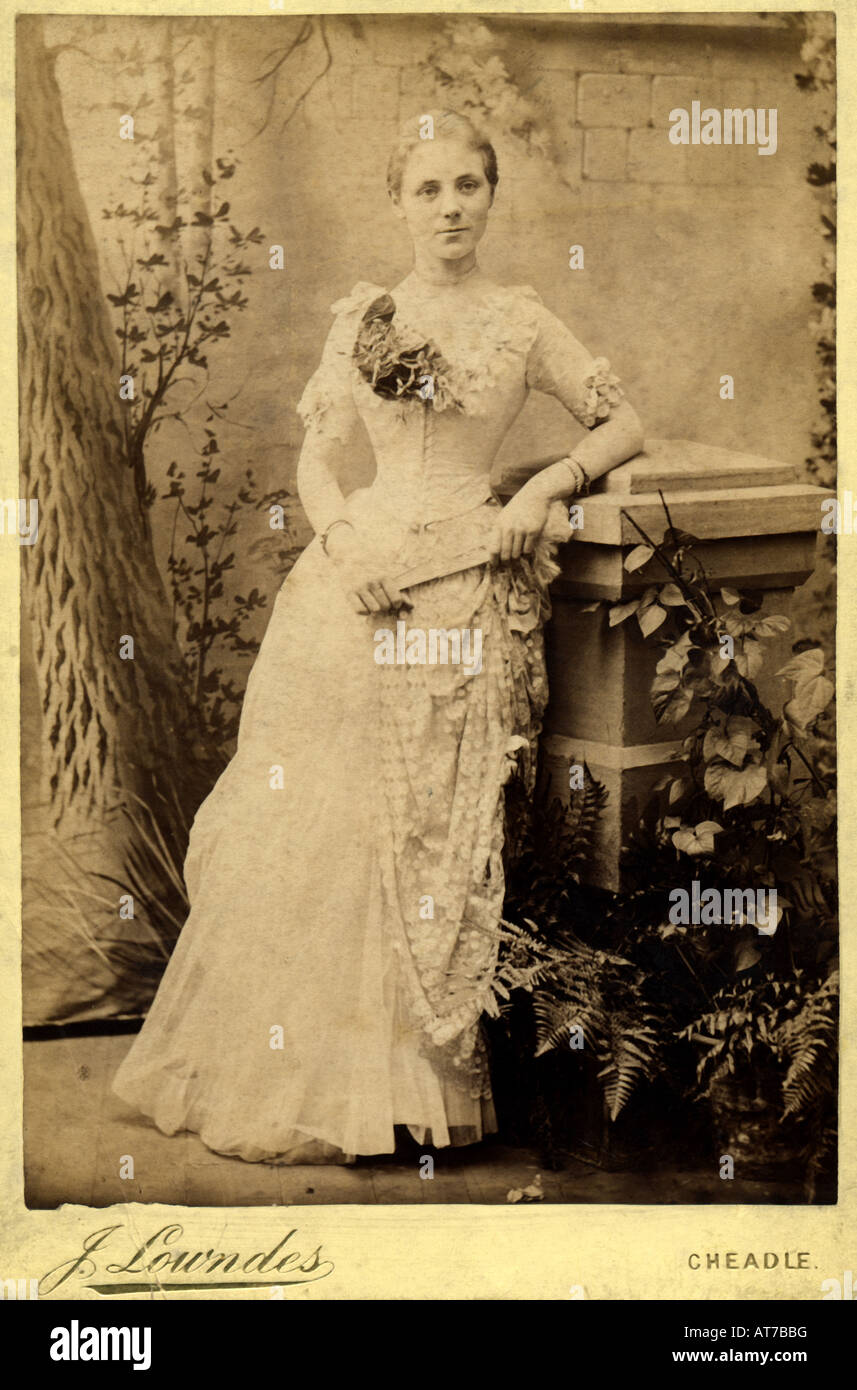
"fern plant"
502,774,669,1123
503,775,607,924
533,930,665,1121
677,967,837,1193
778,969,838,1121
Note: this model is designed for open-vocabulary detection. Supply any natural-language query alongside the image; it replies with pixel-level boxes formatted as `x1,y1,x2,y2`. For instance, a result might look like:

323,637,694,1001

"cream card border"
0,0,852,1301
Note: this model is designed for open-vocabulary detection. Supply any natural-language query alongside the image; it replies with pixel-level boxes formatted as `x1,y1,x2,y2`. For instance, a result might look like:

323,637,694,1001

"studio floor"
23,1032,806,1208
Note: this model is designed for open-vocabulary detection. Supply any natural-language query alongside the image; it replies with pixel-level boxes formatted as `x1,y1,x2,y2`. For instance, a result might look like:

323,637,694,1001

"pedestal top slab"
497,438,797,496
496,438,832,548
600,439,797,493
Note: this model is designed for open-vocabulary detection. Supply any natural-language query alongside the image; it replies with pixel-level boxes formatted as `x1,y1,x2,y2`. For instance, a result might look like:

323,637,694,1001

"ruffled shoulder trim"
329,281,388,317
508,283,545,307
297,288,386,440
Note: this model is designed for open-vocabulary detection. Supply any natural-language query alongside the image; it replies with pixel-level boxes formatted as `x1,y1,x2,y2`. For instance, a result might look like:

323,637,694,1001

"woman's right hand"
325,524,412,615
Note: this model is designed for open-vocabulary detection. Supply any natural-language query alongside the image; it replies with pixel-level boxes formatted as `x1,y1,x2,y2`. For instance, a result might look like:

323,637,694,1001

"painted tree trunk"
17,17,210,1020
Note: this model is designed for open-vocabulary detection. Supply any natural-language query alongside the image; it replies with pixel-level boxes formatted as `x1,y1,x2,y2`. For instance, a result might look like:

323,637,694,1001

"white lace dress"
112,277,623,1162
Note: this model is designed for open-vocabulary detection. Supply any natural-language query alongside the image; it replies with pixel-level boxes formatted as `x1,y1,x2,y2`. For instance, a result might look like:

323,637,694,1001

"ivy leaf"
734,638,764,679
734,941,762,972
656,631,694,676
750,614,791,639
609,598,640,627
702,715,759,767
777,646,834,730
720,586,741,606
672,820,723,855
638,603,667,637
776,647,826,682
704,759,769,811
668,777,688,806
785,678,834,731
624,543,654,572
652,670,694,724
658,582,686,607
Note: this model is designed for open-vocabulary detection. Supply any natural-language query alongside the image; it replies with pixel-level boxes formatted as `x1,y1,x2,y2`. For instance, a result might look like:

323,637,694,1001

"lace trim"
371,537,558,1098
391,284,544,417
296,282,624,436
296,282,547,434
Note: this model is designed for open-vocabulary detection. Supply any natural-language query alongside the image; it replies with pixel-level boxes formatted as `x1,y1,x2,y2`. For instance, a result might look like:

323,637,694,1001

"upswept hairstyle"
386,109,499,200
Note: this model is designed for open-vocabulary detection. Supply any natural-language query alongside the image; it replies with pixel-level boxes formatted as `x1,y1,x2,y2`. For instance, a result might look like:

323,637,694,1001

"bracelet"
319,518,354,556
559,454,592,497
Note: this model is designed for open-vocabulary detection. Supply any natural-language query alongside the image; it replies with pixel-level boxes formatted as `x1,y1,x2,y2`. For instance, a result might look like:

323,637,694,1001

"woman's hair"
386,109,499,200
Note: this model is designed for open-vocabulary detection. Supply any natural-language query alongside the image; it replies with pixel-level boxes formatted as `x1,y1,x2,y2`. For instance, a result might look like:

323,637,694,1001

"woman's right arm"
296,420,411,617
296,431,352,538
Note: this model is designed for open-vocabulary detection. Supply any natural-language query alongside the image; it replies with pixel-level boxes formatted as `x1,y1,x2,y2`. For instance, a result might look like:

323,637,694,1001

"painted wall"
49,12,826,650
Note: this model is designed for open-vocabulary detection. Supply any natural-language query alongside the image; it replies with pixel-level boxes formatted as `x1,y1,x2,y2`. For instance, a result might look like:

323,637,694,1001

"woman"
113,110,644,1164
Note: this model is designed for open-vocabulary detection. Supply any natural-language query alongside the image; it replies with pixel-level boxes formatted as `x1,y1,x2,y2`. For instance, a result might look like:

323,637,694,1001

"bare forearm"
523,399,645,503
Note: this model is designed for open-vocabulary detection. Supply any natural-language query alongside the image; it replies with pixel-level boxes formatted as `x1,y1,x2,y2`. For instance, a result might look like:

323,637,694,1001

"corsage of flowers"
352,294,463,410
579,357,624,428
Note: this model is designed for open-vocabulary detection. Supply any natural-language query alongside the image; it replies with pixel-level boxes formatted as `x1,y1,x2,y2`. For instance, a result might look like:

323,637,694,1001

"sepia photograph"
15,7,839,1227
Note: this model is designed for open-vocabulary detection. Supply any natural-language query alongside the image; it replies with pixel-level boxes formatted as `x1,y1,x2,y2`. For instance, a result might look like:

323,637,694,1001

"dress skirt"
112,490,558,1161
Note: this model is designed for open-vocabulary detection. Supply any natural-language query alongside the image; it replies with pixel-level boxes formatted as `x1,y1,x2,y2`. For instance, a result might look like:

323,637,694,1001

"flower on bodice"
352,294,463,411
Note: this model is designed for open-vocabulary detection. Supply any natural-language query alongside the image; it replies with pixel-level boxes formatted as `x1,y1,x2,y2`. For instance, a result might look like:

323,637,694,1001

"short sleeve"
296,282,384,443
525,301,625,428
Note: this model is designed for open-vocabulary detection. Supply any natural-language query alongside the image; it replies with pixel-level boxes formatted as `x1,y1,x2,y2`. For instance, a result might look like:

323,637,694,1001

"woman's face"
392,137,494,263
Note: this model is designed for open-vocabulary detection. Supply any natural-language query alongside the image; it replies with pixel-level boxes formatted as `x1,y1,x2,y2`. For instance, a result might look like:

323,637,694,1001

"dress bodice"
296,275,623,528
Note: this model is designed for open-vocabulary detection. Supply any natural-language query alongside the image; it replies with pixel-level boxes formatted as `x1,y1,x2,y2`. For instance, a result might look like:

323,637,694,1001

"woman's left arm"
524,396,644,501
492,305,644,561
492,403,643,562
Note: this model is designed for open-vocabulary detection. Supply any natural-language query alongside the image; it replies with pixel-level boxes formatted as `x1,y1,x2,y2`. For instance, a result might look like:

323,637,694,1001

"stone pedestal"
497,438,831,891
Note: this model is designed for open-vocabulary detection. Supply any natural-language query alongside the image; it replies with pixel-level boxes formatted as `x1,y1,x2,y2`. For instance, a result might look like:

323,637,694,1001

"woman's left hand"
489,487,551,564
